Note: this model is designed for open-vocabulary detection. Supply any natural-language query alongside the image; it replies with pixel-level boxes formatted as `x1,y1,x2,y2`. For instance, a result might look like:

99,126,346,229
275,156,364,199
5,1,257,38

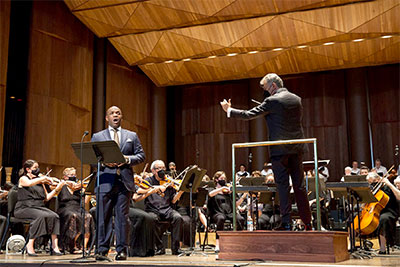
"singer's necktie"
113,128,120,147
113,128,121,175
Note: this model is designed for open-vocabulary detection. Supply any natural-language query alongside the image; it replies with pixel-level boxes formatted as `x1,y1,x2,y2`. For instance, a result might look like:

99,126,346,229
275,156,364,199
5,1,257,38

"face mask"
31,168,40,176
217,179,226,186
68,176,76,181
157,170,165,179
263,90,270,99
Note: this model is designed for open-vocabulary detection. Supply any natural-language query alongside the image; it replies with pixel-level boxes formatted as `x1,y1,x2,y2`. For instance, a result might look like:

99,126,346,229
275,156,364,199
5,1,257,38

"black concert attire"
14,181,60,239
176,205,196,247
258,203,281,230
208,193,245,234
377,185,399,247
128,195,155,257
144,175,183,254
230,87,312,226
57,185,94,252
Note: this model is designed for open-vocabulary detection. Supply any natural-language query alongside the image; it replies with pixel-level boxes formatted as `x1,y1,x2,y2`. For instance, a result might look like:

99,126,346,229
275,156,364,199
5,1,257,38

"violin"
159,176,182,191
134,174,165,197
353,166,394,235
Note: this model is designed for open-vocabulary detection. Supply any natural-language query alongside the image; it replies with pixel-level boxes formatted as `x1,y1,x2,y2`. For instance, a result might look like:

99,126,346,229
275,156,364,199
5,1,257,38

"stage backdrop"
0,0,10,168
24,1,94,178
170,64,399,181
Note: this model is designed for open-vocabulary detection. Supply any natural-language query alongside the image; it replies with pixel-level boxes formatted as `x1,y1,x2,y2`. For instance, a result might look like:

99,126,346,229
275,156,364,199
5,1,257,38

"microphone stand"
70,131,96,263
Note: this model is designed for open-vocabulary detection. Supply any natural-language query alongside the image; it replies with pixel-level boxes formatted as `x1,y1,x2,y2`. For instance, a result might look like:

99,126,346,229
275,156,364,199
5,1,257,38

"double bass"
353,166,394,235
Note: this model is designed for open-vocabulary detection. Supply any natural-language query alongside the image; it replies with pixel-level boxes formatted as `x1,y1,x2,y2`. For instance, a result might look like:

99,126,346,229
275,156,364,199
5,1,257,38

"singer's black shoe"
273,223,291,231
115,251,127,261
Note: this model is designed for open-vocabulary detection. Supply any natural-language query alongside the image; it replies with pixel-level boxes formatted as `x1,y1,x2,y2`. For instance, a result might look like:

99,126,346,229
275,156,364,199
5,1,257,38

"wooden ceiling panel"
286,0,398,33
150,0,235,16
122,2,209,32
65,0,400,86
350,5,400,33
149,32,226,59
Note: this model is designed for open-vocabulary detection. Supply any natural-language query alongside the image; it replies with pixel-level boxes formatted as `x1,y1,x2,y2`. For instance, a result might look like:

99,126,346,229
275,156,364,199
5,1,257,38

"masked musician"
57,167,94,254
14,159,64,256
366,173,400,254
144,160,184,255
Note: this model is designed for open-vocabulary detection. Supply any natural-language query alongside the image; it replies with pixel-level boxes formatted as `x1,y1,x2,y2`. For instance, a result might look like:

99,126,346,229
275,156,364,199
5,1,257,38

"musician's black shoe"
154,248,165,255
273,223,291,231
171,248,183,255
304,223,313,231
378,250,387,255
115,251,127,260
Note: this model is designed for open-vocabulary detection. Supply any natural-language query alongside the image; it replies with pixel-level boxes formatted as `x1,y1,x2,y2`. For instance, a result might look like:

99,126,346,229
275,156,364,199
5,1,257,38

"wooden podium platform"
218,230,349,263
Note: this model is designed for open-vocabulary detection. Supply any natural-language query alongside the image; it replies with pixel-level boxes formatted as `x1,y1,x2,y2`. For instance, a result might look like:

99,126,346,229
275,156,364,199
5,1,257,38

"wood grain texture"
63,0,400,86
0,0,11,166
106,45,153,173
218,231,349,262
24,1,93,178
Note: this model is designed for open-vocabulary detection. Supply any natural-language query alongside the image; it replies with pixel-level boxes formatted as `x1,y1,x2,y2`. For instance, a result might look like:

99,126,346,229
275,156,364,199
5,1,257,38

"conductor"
220,73,312,231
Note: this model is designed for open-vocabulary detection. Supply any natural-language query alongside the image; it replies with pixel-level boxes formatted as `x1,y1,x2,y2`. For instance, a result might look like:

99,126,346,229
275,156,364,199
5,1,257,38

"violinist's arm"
383,178,400,200
45,180,66,201
19,176,49,187
133,187,159,202
172,190,184,204
208,187,227,197
236,192,248,207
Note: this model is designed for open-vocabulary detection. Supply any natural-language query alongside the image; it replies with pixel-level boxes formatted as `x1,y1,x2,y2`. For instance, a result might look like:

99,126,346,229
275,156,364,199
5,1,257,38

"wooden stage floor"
0,248,399,267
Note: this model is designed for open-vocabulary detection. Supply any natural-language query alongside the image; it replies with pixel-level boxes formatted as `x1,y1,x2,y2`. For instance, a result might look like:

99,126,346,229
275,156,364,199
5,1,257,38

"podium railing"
232,138,321,230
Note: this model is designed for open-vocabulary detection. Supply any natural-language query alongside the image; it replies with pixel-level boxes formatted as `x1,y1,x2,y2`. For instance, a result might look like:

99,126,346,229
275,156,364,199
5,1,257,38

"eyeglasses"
154,167,166,171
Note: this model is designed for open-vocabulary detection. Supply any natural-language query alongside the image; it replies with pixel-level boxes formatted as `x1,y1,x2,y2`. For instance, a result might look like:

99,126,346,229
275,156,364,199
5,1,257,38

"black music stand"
177,166,207,257
327,182,377,259
71,140,125,262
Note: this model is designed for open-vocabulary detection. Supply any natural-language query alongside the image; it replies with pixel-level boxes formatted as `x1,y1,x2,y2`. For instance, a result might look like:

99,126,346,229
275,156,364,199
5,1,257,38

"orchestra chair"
0,186,31,252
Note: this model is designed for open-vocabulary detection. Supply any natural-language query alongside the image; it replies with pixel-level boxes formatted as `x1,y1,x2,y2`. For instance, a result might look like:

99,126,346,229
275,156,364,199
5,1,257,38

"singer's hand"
220,98,231,113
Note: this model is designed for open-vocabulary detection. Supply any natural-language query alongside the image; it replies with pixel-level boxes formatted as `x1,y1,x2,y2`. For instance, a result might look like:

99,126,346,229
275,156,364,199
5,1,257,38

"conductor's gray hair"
261,73,283,88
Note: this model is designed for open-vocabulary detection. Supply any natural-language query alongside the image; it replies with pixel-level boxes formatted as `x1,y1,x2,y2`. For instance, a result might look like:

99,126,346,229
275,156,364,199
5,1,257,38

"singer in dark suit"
91,106,145,260
220,73,312,231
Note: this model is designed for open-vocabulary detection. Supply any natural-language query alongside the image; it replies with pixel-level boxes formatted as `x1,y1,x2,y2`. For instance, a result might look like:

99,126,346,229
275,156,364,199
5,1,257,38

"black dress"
14,180,60,239
128,200,155,257
208,193,245,233
57,186,94,252
377,185,399,246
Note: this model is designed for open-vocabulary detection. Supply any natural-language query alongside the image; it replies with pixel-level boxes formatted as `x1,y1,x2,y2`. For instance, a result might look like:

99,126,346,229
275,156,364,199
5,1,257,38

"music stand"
327,181,377,258
344,175,367,182
71,140,125,262
176,166,207,257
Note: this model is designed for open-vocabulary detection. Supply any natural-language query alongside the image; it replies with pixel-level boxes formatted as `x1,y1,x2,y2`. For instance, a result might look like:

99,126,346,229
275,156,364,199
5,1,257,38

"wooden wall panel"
106,46,152,173
24,1,93,178
368,64,400,169
174,80,250,179
0,0,10,166
286,72,349,181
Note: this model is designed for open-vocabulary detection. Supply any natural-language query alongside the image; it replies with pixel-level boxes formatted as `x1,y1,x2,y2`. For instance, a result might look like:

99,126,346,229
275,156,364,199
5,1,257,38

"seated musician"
258,174,281,230
129,178,164,257
167,162,178,179
57,167,94,254
144,160,184,255
208,171,246,252
366,173,400,254
14,159,64,256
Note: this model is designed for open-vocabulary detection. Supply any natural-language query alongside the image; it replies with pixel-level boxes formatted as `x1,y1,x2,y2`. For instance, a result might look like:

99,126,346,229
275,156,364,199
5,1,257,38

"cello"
353,166,394,235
